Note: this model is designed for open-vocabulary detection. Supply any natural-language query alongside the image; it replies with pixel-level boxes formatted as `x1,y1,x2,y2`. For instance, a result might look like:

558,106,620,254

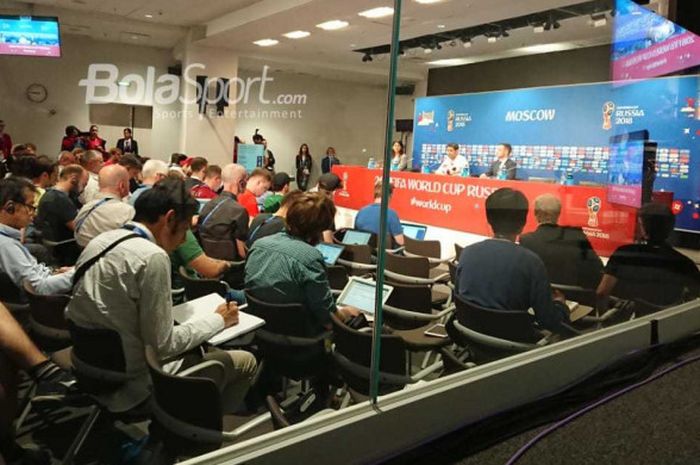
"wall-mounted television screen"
0,15,61,57
607,130,649,208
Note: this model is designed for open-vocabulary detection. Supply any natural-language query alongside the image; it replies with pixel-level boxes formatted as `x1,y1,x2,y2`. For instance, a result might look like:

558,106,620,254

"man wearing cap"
263,172,291,214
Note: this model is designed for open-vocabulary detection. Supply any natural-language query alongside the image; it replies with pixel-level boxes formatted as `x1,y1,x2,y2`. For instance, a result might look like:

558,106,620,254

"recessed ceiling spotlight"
591,13,607,27
436,24,446,29
533,24,545,33
358,7,394,19
423,47,433,54
487,35,497,43
316,20,349,30
283,30,311,39
415,0,443,4
462,38,472,48
144,13,153,19
253,39,279,47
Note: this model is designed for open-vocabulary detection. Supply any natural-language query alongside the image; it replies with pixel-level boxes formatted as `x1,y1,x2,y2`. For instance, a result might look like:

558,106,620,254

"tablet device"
336,277,393,319
315,242,345,266
401,222,428,240
342,229,372,245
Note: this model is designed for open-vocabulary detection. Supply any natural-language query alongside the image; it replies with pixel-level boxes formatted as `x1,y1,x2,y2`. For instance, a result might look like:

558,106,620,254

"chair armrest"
336,259,377,271
384,269,444,285
43,238,77,247
177,360,225,379
383,305,440,322
410,360,444,382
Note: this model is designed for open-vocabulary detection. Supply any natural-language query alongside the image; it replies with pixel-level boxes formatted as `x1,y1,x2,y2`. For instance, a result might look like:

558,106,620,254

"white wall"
235,67,418,186
0,34,180,161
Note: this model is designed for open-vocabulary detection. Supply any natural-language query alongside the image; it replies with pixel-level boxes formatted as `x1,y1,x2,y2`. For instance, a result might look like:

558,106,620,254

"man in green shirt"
263,172,291,213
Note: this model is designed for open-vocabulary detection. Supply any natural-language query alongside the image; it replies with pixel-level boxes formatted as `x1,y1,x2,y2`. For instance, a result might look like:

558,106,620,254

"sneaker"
32,370,77,402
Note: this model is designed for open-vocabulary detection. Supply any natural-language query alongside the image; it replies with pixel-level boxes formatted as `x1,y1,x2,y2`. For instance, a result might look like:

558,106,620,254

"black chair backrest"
551,283,596,308
326,265,349,291
448,261,458,287
200,238,237,262
145,347,223,456
331,315,407,395
245,291,327,380
0,272,25,304
404,236,441,259
221,261,245,290
453,294,540,344
384,281,433,330
385,252,430,279
454,243,464,260
340,244,373,264
179,267,228,301
68,320,129,394
23,282,70,332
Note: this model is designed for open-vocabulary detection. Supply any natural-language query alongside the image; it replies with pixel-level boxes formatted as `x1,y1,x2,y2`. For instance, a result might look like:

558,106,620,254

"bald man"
74,165,135,247
519,193,603,289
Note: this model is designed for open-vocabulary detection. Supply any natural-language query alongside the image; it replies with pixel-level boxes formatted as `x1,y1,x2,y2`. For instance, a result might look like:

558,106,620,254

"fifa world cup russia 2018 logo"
587,196,601,227
602,101,615,130
338,171,350,197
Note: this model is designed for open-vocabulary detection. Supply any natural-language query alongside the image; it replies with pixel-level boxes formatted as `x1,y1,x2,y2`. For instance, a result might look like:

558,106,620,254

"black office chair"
384,253,451,307
383,281,454,331
446,295,551,364
331,314,443,400
144,346,269,460
245,291,333,418
454,243,465,260
199,238,238,262
42,237,80,267
326,265,349,296
337,244,376,276
0,272,29,319
403,236,454,267
551,283,597,308
178,266,229,301
22,282,71,352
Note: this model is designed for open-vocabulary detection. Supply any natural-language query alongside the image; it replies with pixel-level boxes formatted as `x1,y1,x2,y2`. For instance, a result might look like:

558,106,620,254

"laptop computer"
336,277,394,320
401,222,428,240
342,229,372,245
315,242,345,266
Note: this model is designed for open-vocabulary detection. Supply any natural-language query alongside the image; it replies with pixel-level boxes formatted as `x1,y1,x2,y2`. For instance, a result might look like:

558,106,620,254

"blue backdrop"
413,75,700,232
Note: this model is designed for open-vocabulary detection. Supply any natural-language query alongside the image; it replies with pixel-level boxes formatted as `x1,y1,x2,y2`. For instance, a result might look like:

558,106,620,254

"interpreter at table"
435,143,468,176
480,143,517,180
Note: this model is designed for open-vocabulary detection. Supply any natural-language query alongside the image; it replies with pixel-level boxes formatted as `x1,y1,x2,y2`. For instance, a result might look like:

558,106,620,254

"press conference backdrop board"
413,75,700,233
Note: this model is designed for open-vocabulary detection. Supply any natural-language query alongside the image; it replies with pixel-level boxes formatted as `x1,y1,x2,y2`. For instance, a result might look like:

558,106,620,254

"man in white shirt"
480,143,517,180
67,178,256,412
435,143,468,176
78,150,104,204
74,165,135,248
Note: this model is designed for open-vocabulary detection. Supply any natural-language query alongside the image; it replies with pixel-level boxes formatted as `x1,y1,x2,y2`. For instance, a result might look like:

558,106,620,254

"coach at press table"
480,143,517,180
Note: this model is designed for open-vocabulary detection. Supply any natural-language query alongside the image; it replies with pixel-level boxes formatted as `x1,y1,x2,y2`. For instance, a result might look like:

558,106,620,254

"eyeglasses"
18,202,37,214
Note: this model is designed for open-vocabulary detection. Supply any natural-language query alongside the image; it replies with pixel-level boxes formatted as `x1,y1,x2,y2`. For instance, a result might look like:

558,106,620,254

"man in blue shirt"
354,181,404,247
457,188,570,332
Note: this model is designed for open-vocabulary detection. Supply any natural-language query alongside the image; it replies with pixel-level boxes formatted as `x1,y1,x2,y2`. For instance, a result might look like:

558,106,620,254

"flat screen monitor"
401,223,427,240
342,229,372,245
314,242,345,266
336,277,393,318
611,0,700,82
607,130,648,208
0,15,61,57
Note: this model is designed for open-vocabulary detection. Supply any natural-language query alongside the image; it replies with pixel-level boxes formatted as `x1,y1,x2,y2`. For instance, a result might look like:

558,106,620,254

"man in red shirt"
0,120,13,160
191,165,222,199
237,168,272,220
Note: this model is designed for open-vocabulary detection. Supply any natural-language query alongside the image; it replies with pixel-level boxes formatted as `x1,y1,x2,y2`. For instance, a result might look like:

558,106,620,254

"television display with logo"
0,15,61,57
607,130,648,208
611,0,700,83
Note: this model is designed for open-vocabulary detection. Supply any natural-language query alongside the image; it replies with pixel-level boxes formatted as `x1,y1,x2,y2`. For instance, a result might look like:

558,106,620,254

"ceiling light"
591,13,607,27
449,40,457,47
436,24,446,29
415,0,443,3
362,53,373,62
316,20,349,30
144,13,153,19
552,20,561,29
283,30,311,39
253,39,279,47
518,43,577,54
358,7,394,19
462,38,472,48
427,58,476,67
487,35,497,43
533,24,545,33
423,47,433,54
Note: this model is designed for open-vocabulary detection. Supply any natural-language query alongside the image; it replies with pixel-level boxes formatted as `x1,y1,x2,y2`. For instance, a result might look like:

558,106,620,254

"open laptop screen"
342,229,372,245
315,242,345,266
401,223,427,240
336,277,393,316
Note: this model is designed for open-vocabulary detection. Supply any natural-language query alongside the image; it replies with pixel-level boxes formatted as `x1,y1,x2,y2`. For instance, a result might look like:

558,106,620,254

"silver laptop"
336,277,394,320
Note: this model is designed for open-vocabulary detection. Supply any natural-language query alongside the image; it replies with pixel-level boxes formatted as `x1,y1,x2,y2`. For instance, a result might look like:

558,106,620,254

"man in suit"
481,143,516,180
520,194,603,289
116,128,139,156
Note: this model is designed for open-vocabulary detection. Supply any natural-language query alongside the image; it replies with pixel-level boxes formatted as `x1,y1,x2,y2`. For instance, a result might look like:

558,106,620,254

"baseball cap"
272,172,291,191
318,173,343,192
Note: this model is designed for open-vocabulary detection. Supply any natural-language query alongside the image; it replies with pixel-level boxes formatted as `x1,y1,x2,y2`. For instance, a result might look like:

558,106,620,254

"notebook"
336,277,394,321
171,293,265,345
342,229,372,245
401,223,428,240
315,242,345,266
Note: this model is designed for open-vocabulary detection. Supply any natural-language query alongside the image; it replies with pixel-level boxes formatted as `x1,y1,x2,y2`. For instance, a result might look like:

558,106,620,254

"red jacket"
191,184,219,200
0,133,13,159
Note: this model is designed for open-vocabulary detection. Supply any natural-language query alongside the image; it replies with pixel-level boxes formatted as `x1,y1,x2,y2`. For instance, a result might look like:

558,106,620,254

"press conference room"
0,0,699,464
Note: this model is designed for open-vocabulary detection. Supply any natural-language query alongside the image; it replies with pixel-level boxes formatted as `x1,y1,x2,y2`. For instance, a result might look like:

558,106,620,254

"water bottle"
367,157,376,169
461,164,470,177
497,164,507,180
560,170,567,185
565,172,575,186
421,161,430,174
